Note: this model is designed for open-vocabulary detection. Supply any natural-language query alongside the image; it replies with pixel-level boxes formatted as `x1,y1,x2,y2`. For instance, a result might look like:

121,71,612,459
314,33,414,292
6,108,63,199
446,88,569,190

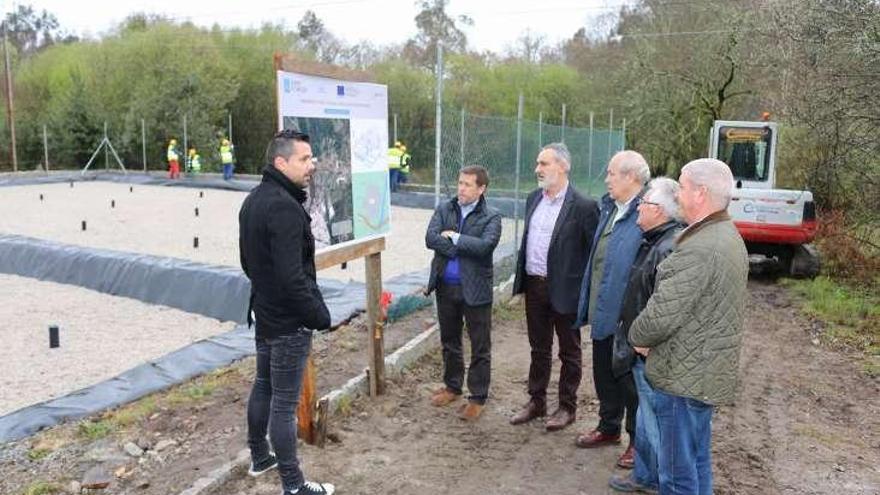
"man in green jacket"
630,158,748,495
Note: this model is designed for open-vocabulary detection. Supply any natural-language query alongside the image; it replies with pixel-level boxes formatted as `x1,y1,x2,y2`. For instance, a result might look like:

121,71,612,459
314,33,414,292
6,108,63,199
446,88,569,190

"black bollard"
49,325,59,348
199,191,204,198
39,194,43,201
130,186,133,193
82,220,87,231
193,236,199,248
195,207,199,217
111,199,115,208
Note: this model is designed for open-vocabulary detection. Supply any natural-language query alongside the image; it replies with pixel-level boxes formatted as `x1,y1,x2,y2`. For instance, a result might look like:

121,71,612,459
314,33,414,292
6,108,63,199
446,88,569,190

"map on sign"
277,71,390,247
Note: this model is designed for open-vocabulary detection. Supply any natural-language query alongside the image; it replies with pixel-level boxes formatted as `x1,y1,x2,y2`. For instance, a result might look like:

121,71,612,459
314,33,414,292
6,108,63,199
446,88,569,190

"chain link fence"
406,109,624,200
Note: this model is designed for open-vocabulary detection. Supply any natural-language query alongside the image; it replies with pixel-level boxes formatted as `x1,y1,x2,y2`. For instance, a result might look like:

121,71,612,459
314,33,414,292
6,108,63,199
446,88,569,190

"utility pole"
3,21,17,172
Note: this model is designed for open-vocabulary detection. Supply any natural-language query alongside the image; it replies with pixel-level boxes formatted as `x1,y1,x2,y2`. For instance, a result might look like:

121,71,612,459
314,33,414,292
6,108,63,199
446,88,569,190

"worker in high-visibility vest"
187,147,202,174
167,139,181,179
399,144,412,187
220,138,235,180
387,141,403,192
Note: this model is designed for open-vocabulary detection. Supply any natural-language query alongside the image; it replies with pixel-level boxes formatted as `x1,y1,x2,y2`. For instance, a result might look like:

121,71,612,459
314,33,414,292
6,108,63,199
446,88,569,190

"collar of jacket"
262,164,307,204
643,220,680,243
452,194,486,213
600,191,643,220
676,210,731,245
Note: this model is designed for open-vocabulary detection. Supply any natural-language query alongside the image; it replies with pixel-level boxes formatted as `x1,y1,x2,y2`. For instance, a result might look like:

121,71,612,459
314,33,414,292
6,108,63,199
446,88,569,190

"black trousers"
436,283,492,404
525,275,582,412
593,335,638,436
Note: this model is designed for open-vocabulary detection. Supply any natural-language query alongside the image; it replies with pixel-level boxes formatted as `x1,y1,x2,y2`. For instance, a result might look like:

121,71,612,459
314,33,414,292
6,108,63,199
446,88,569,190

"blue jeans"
223,163,234,180
247,331,312,490
653,387,714,495
389,169,401,192
632,359,659,490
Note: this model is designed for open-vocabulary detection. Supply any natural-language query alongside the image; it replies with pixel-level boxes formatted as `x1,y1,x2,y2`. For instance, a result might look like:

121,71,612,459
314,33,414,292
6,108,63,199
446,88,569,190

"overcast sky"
16,0,627,53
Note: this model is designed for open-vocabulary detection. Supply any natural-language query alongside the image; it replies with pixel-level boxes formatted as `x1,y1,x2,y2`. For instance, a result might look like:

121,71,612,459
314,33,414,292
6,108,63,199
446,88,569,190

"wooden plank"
273,53,376,83
364,251,385,396
315,236,385,271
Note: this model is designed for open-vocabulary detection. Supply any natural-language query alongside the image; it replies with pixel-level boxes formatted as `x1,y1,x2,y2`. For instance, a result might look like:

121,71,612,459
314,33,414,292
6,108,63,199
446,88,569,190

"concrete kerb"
176,273,517,495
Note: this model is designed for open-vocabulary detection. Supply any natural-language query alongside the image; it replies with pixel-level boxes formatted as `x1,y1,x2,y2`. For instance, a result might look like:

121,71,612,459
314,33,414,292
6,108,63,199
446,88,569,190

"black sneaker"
248,453,278,477
283,480,335,494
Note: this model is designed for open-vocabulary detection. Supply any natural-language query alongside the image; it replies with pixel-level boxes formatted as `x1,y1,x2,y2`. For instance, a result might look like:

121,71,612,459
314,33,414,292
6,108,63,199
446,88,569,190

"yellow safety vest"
220,145,234,164
167,145,179,162
401,153,411,173
189,154,201,172
387,148,403,169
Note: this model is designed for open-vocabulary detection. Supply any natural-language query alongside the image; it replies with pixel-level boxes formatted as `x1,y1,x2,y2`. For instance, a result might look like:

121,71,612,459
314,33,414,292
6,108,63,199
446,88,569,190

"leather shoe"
430,387,461,407
457,401,484,421
608,473,658,494
544,408,576,431
616,442,635,469
575,428,621,448
509,400,546,425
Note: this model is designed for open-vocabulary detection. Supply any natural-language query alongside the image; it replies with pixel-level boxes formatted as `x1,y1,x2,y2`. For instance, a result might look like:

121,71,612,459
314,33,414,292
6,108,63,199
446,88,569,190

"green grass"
781,276,880,375
26,448,51,461
77,419,114,440
21,482,60,495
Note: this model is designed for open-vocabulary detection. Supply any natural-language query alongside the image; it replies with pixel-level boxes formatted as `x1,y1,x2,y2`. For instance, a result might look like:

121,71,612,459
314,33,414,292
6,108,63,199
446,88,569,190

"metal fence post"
41,124,48,172
514,93,524,247
608,108,614,165
621,118,627,151
183,114,188,172
588,112,594,196
393,113,398,145
141,118,147,172
433,44,443,207
459,107,465,167
561,103,567,144
538,111,543,149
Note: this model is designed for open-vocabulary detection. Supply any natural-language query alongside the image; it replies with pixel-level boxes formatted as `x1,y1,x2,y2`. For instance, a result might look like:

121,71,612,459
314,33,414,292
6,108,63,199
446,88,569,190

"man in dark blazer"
510,142,600,431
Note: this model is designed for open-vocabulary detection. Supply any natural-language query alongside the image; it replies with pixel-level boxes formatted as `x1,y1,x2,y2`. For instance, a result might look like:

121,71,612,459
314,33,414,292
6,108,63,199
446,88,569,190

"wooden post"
296,355,318,444
294,236,385,445
365,251,384,396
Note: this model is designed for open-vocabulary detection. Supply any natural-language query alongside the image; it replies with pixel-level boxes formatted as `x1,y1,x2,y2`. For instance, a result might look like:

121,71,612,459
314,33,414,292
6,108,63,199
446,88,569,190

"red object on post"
379,291,393,322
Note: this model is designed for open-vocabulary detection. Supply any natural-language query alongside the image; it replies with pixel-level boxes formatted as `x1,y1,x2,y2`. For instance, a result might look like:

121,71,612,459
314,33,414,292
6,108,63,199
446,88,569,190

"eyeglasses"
640,200,661,207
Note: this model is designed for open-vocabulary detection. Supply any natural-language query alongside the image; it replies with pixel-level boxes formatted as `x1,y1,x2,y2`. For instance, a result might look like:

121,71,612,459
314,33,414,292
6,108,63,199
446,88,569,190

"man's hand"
634,346,650,357
440,230,456,239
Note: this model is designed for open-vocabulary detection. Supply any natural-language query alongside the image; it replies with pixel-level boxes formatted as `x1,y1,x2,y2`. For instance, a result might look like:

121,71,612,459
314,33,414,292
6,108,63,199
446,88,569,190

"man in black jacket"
425,165,502,421
608,177,682,494
510,143,600,431
238,129,334,495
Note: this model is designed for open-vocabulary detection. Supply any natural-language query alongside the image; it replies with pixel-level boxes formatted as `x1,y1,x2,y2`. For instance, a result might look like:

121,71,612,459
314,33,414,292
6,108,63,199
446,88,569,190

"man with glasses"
608,177,683,493
238,129,335,495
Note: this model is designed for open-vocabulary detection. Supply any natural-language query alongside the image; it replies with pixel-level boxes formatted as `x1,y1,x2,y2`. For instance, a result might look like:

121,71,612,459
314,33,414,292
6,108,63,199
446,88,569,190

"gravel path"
0,181,516,283
0,274,236,416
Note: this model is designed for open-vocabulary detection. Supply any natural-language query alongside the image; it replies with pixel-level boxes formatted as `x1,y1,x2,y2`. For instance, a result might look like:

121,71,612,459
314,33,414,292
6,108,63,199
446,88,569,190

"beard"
537,170,559,191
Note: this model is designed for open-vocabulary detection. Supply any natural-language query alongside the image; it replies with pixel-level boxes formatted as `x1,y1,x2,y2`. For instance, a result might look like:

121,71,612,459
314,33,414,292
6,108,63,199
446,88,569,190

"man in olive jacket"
630,158,748,495
425,165,502,421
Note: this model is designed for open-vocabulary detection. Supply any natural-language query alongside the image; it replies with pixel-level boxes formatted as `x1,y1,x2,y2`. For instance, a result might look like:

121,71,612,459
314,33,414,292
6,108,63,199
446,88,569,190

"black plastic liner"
0,173,520,442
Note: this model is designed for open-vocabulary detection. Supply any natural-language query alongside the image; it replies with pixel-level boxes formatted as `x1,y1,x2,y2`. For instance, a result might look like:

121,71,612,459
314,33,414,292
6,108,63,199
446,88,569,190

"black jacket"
239,165,331,338
425,195,503,306
513,185,600,315
611,220,682,378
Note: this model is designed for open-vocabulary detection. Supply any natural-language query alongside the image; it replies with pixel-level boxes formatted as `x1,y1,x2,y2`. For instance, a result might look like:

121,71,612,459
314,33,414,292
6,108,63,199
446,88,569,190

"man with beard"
510,142,600,431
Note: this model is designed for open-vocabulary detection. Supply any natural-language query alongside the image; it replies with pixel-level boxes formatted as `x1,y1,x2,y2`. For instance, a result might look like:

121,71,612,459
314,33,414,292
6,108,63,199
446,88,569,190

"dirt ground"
2,280,879,495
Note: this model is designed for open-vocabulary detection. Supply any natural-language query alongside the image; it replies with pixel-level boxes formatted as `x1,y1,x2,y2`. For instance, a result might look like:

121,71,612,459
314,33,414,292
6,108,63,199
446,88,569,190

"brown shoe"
544,408,576,432
457,401,484,421
430,388,461,407
575,428,622,448
509,400,546,425
616,442,635,469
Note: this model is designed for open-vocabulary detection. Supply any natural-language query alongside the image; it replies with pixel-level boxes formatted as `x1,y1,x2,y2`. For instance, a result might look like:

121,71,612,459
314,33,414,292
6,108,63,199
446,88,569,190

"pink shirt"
525,184,568,277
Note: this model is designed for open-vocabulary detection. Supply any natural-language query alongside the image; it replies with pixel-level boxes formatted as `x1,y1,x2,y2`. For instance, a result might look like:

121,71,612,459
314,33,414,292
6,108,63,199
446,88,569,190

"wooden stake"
297,355,317,444
365,252,384,396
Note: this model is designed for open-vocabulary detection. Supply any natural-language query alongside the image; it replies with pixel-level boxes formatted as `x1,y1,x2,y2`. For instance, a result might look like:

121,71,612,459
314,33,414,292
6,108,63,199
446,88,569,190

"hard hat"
221,138,229,145
394,141,402,147
170,139,177,145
